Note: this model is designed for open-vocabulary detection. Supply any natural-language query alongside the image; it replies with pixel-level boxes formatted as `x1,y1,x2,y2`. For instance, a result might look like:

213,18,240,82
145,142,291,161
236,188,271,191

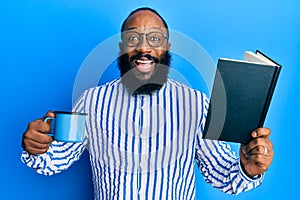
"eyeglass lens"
123,32,166,47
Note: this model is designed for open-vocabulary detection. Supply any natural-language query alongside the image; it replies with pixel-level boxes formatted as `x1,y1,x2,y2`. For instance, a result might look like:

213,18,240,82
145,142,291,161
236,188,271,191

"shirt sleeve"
20,91,88,176
194,93,263,195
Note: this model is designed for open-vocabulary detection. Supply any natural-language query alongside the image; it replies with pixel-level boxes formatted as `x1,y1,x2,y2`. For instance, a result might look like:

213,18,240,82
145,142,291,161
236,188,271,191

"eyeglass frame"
121,30,169,48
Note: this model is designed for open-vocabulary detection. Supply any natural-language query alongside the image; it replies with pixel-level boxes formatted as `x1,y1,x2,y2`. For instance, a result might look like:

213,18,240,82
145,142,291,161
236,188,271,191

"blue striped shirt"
21,78,262,199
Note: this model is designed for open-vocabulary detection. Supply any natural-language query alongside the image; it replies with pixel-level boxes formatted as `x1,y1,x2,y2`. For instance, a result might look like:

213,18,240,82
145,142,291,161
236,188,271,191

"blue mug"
44,111,87,142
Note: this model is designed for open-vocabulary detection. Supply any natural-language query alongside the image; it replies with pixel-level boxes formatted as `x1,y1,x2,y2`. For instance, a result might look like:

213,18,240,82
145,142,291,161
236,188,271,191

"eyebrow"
126,26,165,31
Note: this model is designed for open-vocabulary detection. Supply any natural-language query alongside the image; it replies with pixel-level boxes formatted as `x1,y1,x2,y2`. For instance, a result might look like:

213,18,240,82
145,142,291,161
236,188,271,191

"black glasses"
122,31,168,48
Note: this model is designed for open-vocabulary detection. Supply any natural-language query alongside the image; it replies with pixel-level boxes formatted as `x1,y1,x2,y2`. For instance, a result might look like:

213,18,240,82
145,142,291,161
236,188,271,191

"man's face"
118,10,171,95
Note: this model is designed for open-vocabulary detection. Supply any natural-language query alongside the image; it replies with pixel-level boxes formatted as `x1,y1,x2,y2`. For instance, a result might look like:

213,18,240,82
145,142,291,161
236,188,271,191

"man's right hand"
22,111,55,155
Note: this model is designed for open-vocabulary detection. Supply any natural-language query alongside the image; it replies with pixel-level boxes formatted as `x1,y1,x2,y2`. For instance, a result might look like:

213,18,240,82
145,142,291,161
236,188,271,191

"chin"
133,68,155,81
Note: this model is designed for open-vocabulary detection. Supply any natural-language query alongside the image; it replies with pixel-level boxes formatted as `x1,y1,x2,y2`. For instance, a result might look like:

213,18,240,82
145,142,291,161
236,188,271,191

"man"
21,7,274,200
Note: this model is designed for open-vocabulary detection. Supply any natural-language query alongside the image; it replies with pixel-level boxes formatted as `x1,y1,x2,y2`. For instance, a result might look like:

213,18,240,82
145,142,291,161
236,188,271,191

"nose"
136,34,151,53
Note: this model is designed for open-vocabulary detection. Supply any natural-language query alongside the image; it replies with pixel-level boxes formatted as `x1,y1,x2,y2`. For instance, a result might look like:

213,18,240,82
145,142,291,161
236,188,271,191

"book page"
244,51,278,66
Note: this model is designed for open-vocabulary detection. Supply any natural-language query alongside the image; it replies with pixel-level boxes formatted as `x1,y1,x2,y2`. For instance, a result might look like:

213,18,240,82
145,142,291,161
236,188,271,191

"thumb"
45,110,55,118
251,127,271,138
43,110,55,123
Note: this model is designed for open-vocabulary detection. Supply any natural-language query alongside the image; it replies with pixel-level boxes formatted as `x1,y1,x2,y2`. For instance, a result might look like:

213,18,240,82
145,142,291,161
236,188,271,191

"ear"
119,42,124,52
167,42,171,51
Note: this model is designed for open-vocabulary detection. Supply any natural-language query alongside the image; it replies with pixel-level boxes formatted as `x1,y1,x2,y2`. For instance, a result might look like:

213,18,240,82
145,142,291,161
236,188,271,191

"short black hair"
120,7,169,36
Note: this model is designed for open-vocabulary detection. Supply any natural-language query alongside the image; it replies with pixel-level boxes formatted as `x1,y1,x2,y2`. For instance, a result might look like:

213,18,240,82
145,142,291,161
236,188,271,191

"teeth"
137,59,152,64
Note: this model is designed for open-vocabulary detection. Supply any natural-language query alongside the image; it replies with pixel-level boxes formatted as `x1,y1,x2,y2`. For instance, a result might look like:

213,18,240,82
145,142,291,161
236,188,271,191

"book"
202,50,281,144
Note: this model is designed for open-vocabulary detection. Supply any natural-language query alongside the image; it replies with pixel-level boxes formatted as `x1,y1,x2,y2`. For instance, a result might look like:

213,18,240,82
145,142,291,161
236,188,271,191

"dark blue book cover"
203,51,281,144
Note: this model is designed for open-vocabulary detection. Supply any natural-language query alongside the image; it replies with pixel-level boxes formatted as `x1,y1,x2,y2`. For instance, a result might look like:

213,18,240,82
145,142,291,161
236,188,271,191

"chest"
85,90,202,173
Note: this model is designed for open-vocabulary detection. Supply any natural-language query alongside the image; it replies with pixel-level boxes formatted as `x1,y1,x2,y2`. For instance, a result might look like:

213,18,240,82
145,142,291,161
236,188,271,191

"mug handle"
44,117,55,137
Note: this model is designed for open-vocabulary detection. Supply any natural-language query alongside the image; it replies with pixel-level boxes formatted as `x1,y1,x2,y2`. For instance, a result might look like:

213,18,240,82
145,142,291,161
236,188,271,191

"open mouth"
133,58,155,74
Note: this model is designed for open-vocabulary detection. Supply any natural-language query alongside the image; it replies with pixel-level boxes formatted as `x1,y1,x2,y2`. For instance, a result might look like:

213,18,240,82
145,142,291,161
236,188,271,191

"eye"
147,32,164,46
149,36,161,42
125,32,140,41
127,35,139,41
123,32,140,47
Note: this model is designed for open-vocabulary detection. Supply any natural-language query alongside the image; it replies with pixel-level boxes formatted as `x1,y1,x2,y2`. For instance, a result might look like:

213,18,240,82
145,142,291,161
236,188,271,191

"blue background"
1,0,299,199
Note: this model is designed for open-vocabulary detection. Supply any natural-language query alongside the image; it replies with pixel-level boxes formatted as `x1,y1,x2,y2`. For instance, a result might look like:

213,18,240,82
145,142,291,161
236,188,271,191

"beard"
118,51,171,95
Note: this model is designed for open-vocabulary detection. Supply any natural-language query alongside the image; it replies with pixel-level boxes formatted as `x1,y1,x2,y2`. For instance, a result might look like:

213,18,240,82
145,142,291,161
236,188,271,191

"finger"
28,119,52,134
243,137,270,154
25,145,49,155
23,136,52,150
24,129,53,144
251,127,271,138
43,110,55,119
247,145,272,157
241,144,247,155
22,130,53,154
42,111,56,125
45,110,55,118
246,154,272,167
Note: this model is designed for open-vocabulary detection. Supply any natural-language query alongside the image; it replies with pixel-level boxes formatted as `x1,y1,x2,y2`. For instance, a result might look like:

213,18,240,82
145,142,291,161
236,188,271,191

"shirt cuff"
239,161,264,182
21,150,34,164
21,150,42,165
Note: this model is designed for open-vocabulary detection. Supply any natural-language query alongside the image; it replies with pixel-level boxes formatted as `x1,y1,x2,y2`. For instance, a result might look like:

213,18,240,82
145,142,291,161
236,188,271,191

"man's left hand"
240,127,274,177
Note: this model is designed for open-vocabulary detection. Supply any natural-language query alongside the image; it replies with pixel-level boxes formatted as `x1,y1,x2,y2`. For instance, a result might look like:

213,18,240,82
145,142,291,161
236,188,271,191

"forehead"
124,10,167,31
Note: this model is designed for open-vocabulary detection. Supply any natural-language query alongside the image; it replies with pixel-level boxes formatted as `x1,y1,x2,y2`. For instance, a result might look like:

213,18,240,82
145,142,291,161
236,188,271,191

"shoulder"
80,78,123,100
85,78,122,93
167,78,208,100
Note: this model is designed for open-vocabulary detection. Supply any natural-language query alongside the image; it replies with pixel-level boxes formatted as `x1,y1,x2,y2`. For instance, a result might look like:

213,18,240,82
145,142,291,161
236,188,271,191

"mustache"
129,53,160,63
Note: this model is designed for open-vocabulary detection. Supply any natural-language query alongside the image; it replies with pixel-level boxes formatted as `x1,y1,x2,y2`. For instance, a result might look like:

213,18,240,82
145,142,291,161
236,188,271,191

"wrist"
240,159,259,179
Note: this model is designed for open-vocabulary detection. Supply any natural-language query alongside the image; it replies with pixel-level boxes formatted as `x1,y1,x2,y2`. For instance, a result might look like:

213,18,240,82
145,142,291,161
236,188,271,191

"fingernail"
242,146,247,155
252,131,257,137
